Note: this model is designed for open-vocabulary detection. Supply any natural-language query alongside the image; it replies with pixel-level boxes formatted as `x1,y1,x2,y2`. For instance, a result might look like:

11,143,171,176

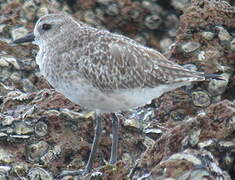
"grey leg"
109,113,119,164
83,114,102,174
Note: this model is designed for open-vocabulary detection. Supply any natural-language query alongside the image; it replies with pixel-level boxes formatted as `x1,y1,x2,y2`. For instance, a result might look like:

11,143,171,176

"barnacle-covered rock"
191,91,211,107
28,167,53,180
181,41,201,53
26,141,49,162
0,0,235,179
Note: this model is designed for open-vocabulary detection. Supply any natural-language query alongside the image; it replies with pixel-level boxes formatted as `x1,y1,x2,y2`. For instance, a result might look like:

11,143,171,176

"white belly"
52,78,189,113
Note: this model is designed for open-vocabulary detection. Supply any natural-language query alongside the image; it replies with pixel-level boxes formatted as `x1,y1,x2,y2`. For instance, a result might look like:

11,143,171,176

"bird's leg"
57,114,102,178
83,113,102,174
109,113,119,164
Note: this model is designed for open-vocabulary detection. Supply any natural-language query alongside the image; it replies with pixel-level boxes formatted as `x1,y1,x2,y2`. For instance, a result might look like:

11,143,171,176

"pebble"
0,58,9,67
106,3,119,16
160,38,173,52
0,148,14,164
171,0,191,10
198,139,216,149
170,109,186,121
191,91,211,107
36,6,49,17
21,0,37,20
168,152,202,165
0,55,20,69
207,73,230,96
0,173,7,180
230,38,235,51
1,116,15,126
142,1,162,15
123,118,141,129
144,15,161,30
11,162,29,177
182,41,201,53
27,141,49,162
143,128,163,140
188,129,201,146
11,27,29,41
14,122,34,135
0,165,11,173
34,121,48,137
216,26,232,41
40,145,61,164
201,31,215,41
28,167,53,180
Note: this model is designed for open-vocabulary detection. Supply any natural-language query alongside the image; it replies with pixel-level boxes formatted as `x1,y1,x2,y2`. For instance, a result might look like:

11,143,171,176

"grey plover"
13,13,221,176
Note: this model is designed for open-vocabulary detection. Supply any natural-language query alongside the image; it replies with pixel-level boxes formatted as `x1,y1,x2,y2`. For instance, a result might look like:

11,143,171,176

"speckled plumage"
32,14,206,112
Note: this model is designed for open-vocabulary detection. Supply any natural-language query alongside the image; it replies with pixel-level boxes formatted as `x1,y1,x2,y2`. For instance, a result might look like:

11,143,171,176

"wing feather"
78,33,204,92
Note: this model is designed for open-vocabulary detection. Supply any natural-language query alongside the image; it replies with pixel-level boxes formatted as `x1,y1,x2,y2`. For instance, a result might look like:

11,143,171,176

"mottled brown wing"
80,38,204,92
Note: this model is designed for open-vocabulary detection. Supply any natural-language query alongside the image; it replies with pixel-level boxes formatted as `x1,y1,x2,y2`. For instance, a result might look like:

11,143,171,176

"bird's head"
13,13,77,45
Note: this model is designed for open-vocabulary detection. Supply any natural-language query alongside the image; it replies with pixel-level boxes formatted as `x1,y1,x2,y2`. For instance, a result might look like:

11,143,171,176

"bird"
13,13,221,176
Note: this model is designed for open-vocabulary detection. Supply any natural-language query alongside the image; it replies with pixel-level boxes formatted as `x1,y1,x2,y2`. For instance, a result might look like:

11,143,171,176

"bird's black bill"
12,32,35,44
204,73,225,81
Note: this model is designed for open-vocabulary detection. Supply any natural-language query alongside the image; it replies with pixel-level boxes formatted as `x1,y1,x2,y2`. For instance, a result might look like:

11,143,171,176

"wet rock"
11,27,29,42
34,121,48,137
90,171,103,179
198,139,216,150
84,11,100,26
40,145,61,165
0,148,14,164
144,15,161,30
0,173,7,180
22,78,37,92
188,129,201,146
123,118,141,130
191,91,211,107
197,50,206,61
160,38,173,52
20,0,38,21
10,162,29,177
10,72,21,83
1,115,15,126
14,121,34,135
143,128,163,140
133,35,147,46
9,134,31,140
228,116,235,130
0,133,7,138
171,0,191,10
0,57,9,67
170,109,186,121
207,73,230,96
1,0,235,179
142,1,162,15
201,31,215,41
27,141,49,162
96,0,112,6
36,6,49,17
230,38,235,51
181,41,201,53
0,55,20,70
216,26,232,41
150,149,231,179
28,167,53,180
166,14,179,37
106,2,119,16
0,164,11,172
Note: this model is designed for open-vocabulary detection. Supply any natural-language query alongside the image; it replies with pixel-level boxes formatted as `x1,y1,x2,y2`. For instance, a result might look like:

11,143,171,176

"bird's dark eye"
42,23,51,31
